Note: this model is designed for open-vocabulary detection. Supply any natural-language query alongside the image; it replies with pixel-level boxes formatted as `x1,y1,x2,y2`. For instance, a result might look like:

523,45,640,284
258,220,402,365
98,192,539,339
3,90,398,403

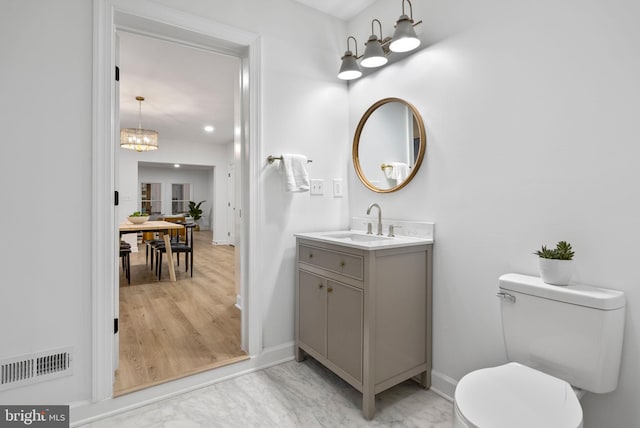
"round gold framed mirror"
353,98,426,193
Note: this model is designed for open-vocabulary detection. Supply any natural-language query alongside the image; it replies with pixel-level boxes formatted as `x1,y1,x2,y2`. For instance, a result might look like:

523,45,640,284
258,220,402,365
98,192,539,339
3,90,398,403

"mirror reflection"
353,98,426,193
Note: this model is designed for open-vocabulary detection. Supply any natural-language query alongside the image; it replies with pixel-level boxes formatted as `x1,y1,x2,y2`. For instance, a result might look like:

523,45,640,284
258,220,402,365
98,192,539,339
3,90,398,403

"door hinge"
114,318,119,334
115,66,120,82
114,190,119,206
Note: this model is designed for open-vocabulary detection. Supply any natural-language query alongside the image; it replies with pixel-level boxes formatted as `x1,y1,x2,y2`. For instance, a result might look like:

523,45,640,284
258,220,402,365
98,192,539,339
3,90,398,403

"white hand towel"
392,162,410,182
279,154,310,192
383,162,410,182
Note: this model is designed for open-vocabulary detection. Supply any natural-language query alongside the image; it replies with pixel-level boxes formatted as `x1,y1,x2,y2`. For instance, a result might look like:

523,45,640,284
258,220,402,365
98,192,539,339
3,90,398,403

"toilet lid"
454,363,582,428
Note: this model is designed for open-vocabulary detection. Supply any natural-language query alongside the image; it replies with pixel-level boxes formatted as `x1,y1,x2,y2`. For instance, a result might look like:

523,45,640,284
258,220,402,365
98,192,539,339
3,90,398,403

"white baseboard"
235,294,242,310
70,342,295,427
430,369,456,402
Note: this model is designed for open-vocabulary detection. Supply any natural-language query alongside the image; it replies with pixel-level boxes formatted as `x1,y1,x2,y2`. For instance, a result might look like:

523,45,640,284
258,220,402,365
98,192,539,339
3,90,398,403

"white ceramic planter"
539,258,575,286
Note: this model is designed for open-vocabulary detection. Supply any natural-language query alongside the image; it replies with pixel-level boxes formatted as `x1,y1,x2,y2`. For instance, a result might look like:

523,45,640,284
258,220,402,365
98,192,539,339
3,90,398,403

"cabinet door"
298,270,327,356
327,280,363,382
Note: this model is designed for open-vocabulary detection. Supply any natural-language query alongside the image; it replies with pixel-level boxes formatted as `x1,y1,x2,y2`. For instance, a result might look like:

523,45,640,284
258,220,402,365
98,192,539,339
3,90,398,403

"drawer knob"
339,261,346,267
327,286,333,293
308,253,313,258
318,284,324,289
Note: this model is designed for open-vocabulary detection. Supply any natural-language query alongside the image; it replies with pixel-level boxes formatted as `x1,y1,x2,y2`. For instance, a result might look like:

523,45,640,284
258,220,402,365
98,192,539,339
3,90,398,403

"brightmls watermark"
0,406,68,427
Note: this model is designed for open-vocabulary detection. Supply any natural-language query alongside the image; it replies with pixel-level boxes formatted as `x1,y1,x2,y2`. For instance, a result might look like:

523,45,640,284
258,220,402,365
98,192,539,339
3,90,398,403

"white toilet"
453,273,626,428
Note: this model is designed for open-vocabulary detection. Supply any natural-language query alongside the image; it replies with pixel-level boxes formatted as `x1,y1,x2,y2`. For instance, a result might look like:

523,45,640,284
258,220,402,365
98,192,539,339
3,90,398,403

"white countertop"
295,230,433,251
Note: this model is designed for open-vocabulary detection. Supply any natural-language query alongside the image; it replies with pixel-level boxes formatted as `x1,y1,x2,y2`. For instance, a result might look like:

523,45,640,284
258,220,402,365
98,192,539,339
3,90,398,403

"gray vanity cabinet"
298,270,363,382
295,237,433,420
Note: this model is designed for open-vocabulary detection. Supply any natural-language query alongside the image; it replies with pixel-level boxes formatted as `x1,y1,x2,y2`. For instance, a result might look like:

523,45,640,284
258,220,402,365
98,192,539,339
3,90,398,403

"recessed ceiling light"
174,164,180,168
204,125,215,133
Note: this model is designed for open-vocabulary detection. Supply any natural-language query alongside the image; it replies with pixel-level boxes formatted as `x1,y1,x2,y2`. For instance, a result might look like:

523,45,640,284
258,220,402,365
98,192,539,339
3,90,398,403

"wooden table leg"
162,232,177,282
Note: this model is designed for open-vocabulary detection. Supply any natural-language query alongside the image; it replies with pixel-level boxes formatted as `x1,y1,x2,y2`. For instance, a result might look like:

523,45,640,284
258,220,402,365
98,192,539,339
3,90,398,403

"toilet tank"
498,273,625,393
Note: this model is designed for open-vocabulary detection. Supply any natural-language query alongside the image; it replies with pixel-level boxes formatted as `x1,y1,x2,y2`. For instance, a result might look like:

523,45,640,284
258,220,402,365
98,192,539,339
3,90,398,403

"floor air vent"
0,347,73,391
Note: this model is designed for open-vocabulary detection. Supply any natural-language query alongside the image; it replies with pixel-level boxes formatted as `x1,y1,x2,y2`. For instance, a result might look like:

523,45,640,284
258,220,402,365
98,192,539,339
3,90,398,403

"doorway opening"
92,2,262,403
115,27,245,395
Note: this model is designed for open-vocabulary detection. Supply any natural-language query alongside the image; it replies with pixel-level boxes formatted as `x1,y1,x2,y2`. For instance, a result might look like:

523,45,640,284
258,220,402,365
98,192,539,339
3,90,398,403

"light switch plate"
333,178,343,198
310,179,324,195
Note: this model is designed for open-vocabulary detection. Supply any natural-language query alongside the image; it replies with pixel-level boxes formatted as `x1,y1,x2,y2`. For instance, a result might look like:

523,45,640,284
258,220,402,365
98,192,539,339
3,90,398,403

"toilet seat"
454,362,583,428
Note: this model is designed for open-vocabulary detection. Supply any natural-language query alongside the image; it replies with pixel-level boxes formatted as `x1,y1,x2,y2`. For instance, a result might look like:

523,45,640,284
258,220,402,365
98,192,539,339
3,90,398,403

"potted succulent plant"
534,240,575,286
188,200,205,231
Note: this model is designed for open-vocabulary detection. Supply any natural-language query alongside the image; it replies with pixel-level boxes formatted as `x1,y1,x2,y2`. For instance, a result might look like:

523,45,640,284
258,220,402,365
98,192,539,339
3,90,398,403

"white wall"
0,0,93,404
348,1,640,427
0,0,349,411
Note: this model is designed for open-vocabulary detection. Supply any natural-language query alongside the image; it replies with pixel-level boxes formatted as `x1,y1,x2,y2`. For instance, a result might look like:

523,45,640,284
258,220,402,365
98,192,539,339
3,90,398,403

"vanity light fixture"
337,0,423,80
389,0,423,53
338,36,362,81
204,125,214,133
120,96,159,152
361,19,389,68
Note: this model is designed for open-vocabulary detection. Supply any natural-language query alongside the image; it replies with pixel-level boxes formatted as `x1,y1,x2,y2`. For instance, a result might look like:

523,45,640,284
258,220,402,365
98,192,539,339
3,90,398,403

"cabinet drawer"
299,245,364,280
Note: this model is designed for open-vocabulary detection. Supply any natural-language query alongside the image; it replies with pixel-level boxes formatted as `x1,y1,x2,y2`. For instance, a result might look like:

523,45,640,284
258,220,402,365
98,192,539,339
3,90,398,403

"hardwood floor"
115,230,247,396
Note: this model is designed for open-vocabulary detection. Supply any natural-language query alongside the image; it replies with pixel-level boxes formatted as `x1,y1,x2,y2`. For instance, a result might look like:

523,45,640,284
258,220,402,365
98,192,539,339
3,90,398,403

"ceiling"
119,2,371,149
119,31,240,147
291,0,376,20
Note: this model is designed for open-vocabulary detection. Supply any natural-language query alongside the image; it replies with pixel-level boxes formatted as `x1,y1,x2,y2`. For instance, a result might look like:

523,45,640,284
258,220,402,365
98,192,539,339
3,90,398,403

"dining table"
119,220,185,282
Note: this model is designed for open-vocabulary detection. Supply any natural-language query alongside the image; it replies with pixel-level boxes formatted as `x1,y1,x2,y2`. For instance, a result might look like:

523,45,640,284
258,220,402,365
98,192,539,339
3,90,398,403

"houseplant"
188,200,205,230
534,241,575,286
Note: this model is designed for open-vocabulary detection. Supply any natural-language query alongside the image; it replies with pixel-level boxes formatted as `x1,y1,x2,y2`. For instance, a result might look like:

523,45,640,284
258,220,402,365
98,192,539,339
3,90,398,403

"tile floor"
82,359,453,428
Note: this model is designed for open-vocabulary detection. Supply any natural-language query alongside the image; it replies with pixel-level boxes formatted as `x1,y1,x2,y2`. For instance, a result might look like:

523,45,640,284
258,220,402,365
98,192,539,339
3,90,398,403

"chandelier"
120,96,159,152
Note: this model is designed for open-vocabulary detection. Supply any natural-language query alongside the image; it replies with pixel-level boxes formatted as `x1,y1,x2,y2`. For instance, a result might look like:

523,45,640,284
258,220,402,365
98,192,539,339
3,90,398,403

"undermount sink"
323,232,390,242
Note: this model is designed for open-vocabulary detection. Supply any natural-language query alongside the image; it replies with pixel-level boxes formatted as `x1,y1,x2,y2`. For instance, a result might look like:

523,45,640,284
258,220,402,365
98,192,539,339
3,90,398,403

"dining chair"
120,241,132,285
145,215,184,269
146,235,165,269
156,222,196,280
